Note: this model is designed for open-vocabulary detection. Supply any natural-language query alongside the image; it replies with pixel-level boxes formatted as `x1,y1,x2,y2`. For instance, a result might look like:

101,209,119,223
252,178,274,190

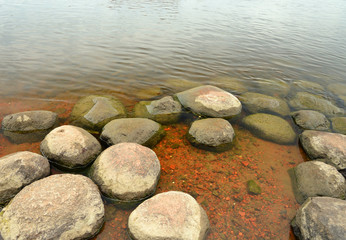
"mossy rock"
247,180,261,195
331,117,346,135
327,83,346,96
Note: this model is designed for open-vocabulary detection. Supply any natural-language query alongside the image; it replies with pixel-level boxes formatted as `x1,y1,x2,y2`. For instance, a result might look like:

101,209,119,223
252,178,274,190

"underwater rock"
100,118,165,148
292,197,346,240
291,110,330,130
134,96,182,124
242,113,296,145
247,180,262,195
300,130,346,170
0,151,50,205
165,78,202,92
211,76,248,94
176,85,242,118
240,92,290,116
90,143,160,201
128,191,210,240
40,125,102,169
187,118,235,152
331,117,346,135
292,80,324,94
0,174,104,240
327,83,346,96
135,86,163,100
70,95,126,133
254,79,290,97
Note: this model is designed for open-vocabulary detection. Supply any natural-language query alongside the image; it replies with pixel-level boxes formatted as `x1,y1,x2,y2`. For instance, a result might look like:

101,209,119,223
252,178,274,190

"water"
1,0,346,239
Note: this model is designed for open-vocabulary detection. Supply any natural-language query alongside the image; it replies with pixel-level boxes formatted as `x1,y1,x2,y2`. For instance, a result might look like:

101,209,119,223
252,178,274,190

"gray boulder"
187,118,235,152
291,110,330,130
242,113,296,144
0,151,50,204
128,191,210,240
300,130,346,170
240,92,290,116
100,118,165,148
90,143,161,201
40,125,102,169
255,79,290,97
331,117,346,135
0,174,104,240
292,197,346,240
176,85,242,118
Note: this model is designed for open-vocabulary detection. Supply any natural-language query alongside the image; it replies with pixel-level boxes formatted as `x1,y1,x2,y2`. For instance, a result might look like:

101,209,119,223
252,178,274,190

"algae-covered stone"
255,79,290,97
165,78,202,92
211,76,247,94
70,95,126,133
331,117,346,134
247,180,261,195
242,113,296,144
134,96,182,124
291,110,330,130
135,86,163,100
327,83,346,96
292,80,324,94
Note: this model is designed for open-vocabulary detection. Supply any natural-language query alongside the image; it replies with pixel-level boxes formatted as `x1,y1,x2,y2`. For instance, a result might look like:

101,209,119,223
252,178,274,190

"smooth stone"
242,113,296,145
134,96,182,124
0,174,104,240
240,92,290,116
247,180,262,195
165,78,202,92
292,197,346,240
70,95,126,133
90,143,161,201
176,85,242,118
100,118,165,148
292,80,324,94
0,151,50,205
291,110,330,130
40,125,102,169
289,92,344,116
327,83,346,96
294,161,345,204
331,117,346,135
300,130,346,170
187,118,235,152
254,79,290,97
211,76,247,94
128,191,210,240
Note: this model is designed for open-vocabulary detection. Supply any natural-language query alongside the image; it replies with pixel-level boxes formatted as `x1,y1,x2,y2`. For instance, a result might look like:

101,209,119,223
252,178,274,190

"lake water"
1,0,345,239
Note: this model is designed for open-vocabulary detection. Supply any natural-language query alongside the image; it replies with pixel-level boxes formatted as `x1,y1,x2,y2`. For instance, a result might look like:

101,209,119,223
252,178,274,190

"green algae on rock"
247,180,262,195
331,117,346,135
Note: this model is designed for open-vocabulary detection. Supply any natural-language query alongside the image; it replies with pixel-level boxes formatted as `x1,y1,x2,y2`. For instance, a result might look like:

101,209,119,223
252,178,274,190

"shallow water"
1,0,346,239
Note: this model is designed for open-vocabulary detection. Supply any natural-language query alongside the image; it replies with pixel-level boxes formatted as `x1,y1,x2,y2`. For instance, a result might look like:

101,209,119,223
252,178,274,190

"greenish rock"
211,76,247,94
291,110,330,130
327,83,346,96
292,80,324,94
165,78,202,92
135,86,163,100
255,79,290,97
331,117,346,135
247,180,261,195
242,113,296,144
70,95,126,133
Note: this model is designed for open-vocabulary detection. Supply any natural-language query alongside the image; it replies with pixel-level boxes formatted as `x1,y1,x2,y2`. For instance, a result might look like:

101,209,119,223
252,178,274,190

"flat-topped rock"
0,151,50,204
291,110,330,130
0,174,104,240
187,118,235,152
331,117,346,134
90,143,161,201
128,191,210,240
176,85,242,118
300,130,346,170
240,92,290,116
100,118,165,148
255,79,290,97
70,95,126,133
211,76,247,94
40,125,102,169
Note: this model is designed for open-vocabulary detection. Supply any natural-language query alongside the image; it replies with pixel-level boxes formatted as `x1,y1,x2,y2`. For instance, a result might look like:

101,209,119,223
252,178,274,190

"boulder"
176,85,242,118
187,118,235,152
291,110,330,130
292,80,324,94
294,161,345,203
242,113,296,144
0,174,104,240
211,76,247,94
0,151,50,204
254,79,290,97
239,92,290,116
100,118,165,148
90,143,161,201
300,130,346,170
134,96,182,124
128,191,210,240
292,197,346,240
40,125,102,169
331,117,346,135
70,95,126,133
327,83,346,96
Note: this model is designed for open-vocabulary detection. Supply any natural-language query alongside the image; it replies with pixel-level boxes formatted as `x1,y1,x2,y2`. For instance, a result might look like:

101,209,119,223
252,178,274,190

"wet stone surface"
291,110,330,131
331,117,346,134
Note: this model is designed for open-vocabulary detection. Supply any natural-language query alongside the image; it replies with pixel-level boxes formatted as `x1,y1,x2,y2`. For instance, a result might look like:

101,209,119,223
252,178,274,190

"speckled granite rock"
291,110,330,130
331,117,346,134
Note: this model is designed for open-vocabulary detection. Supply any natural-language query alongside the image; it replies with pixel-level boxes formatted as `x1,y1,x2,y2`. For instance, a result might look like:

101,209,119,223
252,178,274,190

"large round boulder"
331,117,346,135
242,113,296,144
40,125,102,169
291,110,330,130
128,191,210,240
90,143,161,201
0,151,50,204
187,118,235,152
100,118,165,148
176,85,242,118
300,130,346,170
0,174,104,240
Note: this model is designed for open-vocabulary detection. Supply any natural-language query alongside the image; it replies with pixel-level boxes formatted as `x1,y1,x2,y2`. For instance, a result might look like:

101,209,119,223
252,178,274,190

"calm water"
1,0,346,239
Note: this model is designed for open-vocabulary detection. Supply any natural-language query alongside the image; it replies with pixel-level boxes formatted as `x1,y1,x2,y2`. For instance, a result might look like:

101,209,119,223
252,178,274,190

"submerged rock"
165,78,202,92
327,83,346,96
0,151,50,205
90,143,161,201
176,85,242,118
254,79,290,97
135,86,163,100
40,125,102,169
187,118,235,152
331,117,346,135
128,191,210,240
0,174,104,240
211,76,248,94
292,80,324,94
242,113,296,145
291,110,330,130
247,180,262,195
